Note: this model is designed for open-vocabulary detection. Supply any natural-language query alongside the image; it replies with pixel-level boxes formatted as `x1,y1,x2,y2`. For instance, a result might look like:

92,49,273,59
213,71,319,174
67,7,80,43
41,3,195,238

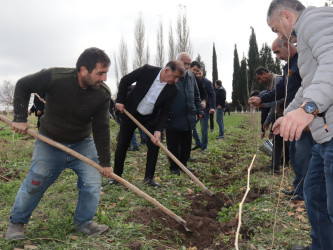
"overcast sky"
0,0,326,101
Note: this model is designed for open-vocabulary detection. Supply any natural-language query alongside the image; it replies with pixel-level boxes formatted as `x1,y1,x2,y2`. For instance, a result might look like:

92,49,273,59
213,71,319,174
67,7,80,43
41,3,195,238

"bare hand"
28,110,32,116
263,123,269,131
197,114,203,120
272,108,314,141
100,167,113,178
201,101,206,110
12,122,29,135
209,108,215,114
115,103,124,112
248,97,261,107
151,131,161,145
37,110,42,116
217,105,222,110
260,131,265,139
268,131,274,140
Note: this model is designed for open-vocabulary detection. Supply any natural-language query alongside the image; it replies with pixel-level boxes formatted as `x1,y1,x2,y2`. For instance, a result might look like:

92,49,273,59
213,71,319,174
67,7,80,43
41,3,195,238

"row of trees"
231,27,282,111
114,6,194,87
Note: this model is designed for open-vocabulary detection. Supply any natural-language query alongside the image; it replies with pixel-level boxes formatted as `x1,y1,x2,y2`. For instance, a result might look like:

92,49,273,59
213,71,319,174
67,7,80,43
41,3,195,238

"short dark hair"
165,60,186,77
76,47,111,73
215,80,222,87
255,67,270,76
250,90,260,97
190,61,201,68
267,0,305,19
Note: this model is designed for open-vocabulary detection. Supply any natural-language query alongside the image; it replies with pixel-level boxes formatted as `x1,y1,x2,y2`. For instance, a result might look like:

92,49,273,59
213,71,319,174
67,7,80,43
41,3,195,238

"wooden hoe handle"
123,109,213,196
0,115,189,230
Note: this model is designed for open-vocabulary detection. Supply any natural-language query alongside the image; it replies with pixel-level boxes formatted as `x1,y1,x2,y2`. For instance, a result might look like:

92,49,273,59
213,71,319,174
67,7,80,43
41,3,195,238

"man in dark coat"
110,60,185,187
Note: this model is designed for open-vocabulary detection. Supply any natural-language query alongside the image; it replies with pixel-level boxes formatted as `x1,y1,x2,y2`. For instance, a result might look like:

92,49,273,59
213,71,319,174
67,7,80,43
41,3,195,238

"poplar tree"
155,20,165,67
133,14,146,69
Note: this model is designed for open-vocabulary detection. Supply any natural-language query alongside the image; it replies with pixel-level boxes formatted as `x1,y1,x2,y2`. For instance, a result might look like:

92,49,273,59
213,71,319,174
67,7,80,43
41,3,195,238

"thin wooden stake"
235,154,256,250
0,174,11,182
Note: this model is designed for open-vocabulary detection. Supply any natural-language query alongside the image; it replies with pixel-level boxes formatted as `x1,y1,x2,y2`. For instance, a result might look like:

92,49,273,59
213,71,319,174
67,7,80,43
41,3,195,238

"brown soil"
126,192,238,249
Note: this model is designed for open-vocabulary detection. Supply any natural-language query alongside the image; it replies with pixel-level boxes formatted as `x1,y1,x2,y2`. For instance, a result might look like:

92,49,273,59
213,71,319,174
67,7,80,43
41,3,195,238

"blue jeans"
192,122,201,147
10,136,102,229
130,130,139,149
216,108,225,137
289,131,315,197
138,127,147,142
192,110,209,150
304,138,333,250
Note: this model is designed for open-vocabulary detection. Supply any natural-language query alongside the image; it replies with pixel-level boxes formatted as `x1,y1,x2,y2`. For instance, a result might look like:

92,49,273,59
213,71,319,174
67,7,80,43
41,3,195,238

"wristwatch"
301,102,319,116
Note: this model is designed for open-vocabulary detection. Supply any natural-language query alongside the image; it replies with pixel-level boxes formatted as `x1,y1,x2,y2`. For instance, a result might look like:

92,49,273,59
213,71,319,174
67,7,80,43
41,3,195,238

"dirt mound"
127,192,237,249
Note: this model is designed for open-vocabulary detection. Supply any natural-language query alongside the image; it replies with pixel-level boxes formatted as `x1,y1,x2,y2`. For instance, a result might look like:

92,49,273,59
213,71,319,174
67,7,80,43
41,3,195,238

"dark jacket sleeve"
155,86,178,132
216,88,226,107
92,98,111,167
260,77,285,104
116,65,147,105
196,77,207,101
13,69,51,122
204,79,216,110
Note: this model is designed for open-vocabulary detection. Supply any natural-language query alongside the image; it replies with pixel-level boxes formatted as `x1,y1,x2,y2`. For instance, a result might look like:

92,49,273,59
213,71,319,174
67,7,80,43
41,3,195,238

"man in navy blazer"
110,60,185,187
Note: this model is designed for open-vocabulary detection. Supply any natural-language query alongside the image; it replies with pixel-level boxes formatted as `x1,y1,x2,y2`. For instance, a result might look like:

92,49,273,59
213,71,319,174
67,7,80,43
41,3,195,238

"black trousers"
209,113,214,130
114,112,160,179
166,129,192,171
272,134,290,170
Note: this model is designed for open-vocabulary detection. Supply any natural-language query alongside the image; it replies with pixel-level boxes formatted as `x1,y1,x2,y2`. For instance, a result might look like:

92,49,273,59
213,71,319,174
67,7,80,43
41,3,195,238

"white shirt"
137,70,167,115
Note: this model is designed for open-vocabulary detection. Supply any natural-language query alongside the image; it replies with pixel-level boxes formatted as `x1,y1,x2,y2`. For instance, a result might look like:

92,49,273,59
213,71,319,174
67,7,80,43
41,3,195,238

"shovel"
123,109,224,206
0,115,190,231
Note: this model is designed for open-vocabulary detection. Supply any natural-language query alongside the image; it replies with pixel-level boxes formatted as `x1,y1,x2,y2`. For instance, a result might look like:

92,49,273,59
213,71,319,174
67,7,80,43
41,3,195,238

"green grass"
0,113,311,249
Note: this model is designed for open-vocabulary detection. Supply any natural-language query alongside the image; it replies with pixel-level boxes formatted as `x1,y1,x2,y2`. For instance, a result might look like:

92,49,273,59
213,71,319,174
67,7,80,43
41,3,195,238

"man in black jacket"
110,61,185,188
215,80,226,139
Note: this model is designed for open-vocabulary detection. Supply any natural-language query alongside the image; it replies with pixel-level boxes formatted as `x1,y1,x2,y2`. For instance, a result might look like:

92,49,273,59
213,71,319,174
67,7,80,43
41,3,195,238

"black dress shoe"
170,169,180,175
282,189,295,196
109,179,119,185
188,157,197,162
291,246,310,250
291,194,304,201
191,145,201,150
144,178,161,188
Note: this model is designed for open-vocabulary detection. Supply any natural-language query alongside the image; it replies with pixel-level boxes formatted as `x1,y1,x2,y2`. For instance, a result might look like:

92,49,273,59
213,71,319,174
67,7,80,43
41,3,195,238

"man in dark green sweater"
6,47,112,239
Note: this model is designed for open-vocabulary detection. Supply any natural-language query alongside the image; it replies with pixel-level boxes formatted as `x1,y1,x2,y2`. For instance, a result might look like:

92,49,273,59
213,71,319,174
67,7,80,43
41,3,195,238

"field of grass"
0,113,311,249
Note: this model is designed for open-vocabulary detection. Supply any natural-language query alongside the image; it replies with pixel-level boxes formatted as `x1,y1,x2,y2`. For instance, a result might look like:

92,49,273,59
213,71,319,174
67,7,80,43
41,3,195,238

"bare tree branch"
0,81,15,107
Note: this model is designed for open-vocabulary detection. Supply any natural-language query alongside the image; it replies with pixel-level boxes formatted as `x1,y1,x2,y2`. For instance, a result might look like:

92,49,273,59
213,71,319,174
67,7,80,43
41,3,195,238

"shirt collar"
156,69,164,83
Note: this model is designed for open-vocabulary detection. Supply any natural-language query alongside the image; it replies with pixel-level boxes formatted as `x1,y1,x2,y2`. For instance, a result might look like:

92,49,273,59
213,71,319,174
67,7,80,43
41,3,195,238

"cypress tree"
212,43,218,84
232,45,240,110
247,27,259,93
238,56,248,109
